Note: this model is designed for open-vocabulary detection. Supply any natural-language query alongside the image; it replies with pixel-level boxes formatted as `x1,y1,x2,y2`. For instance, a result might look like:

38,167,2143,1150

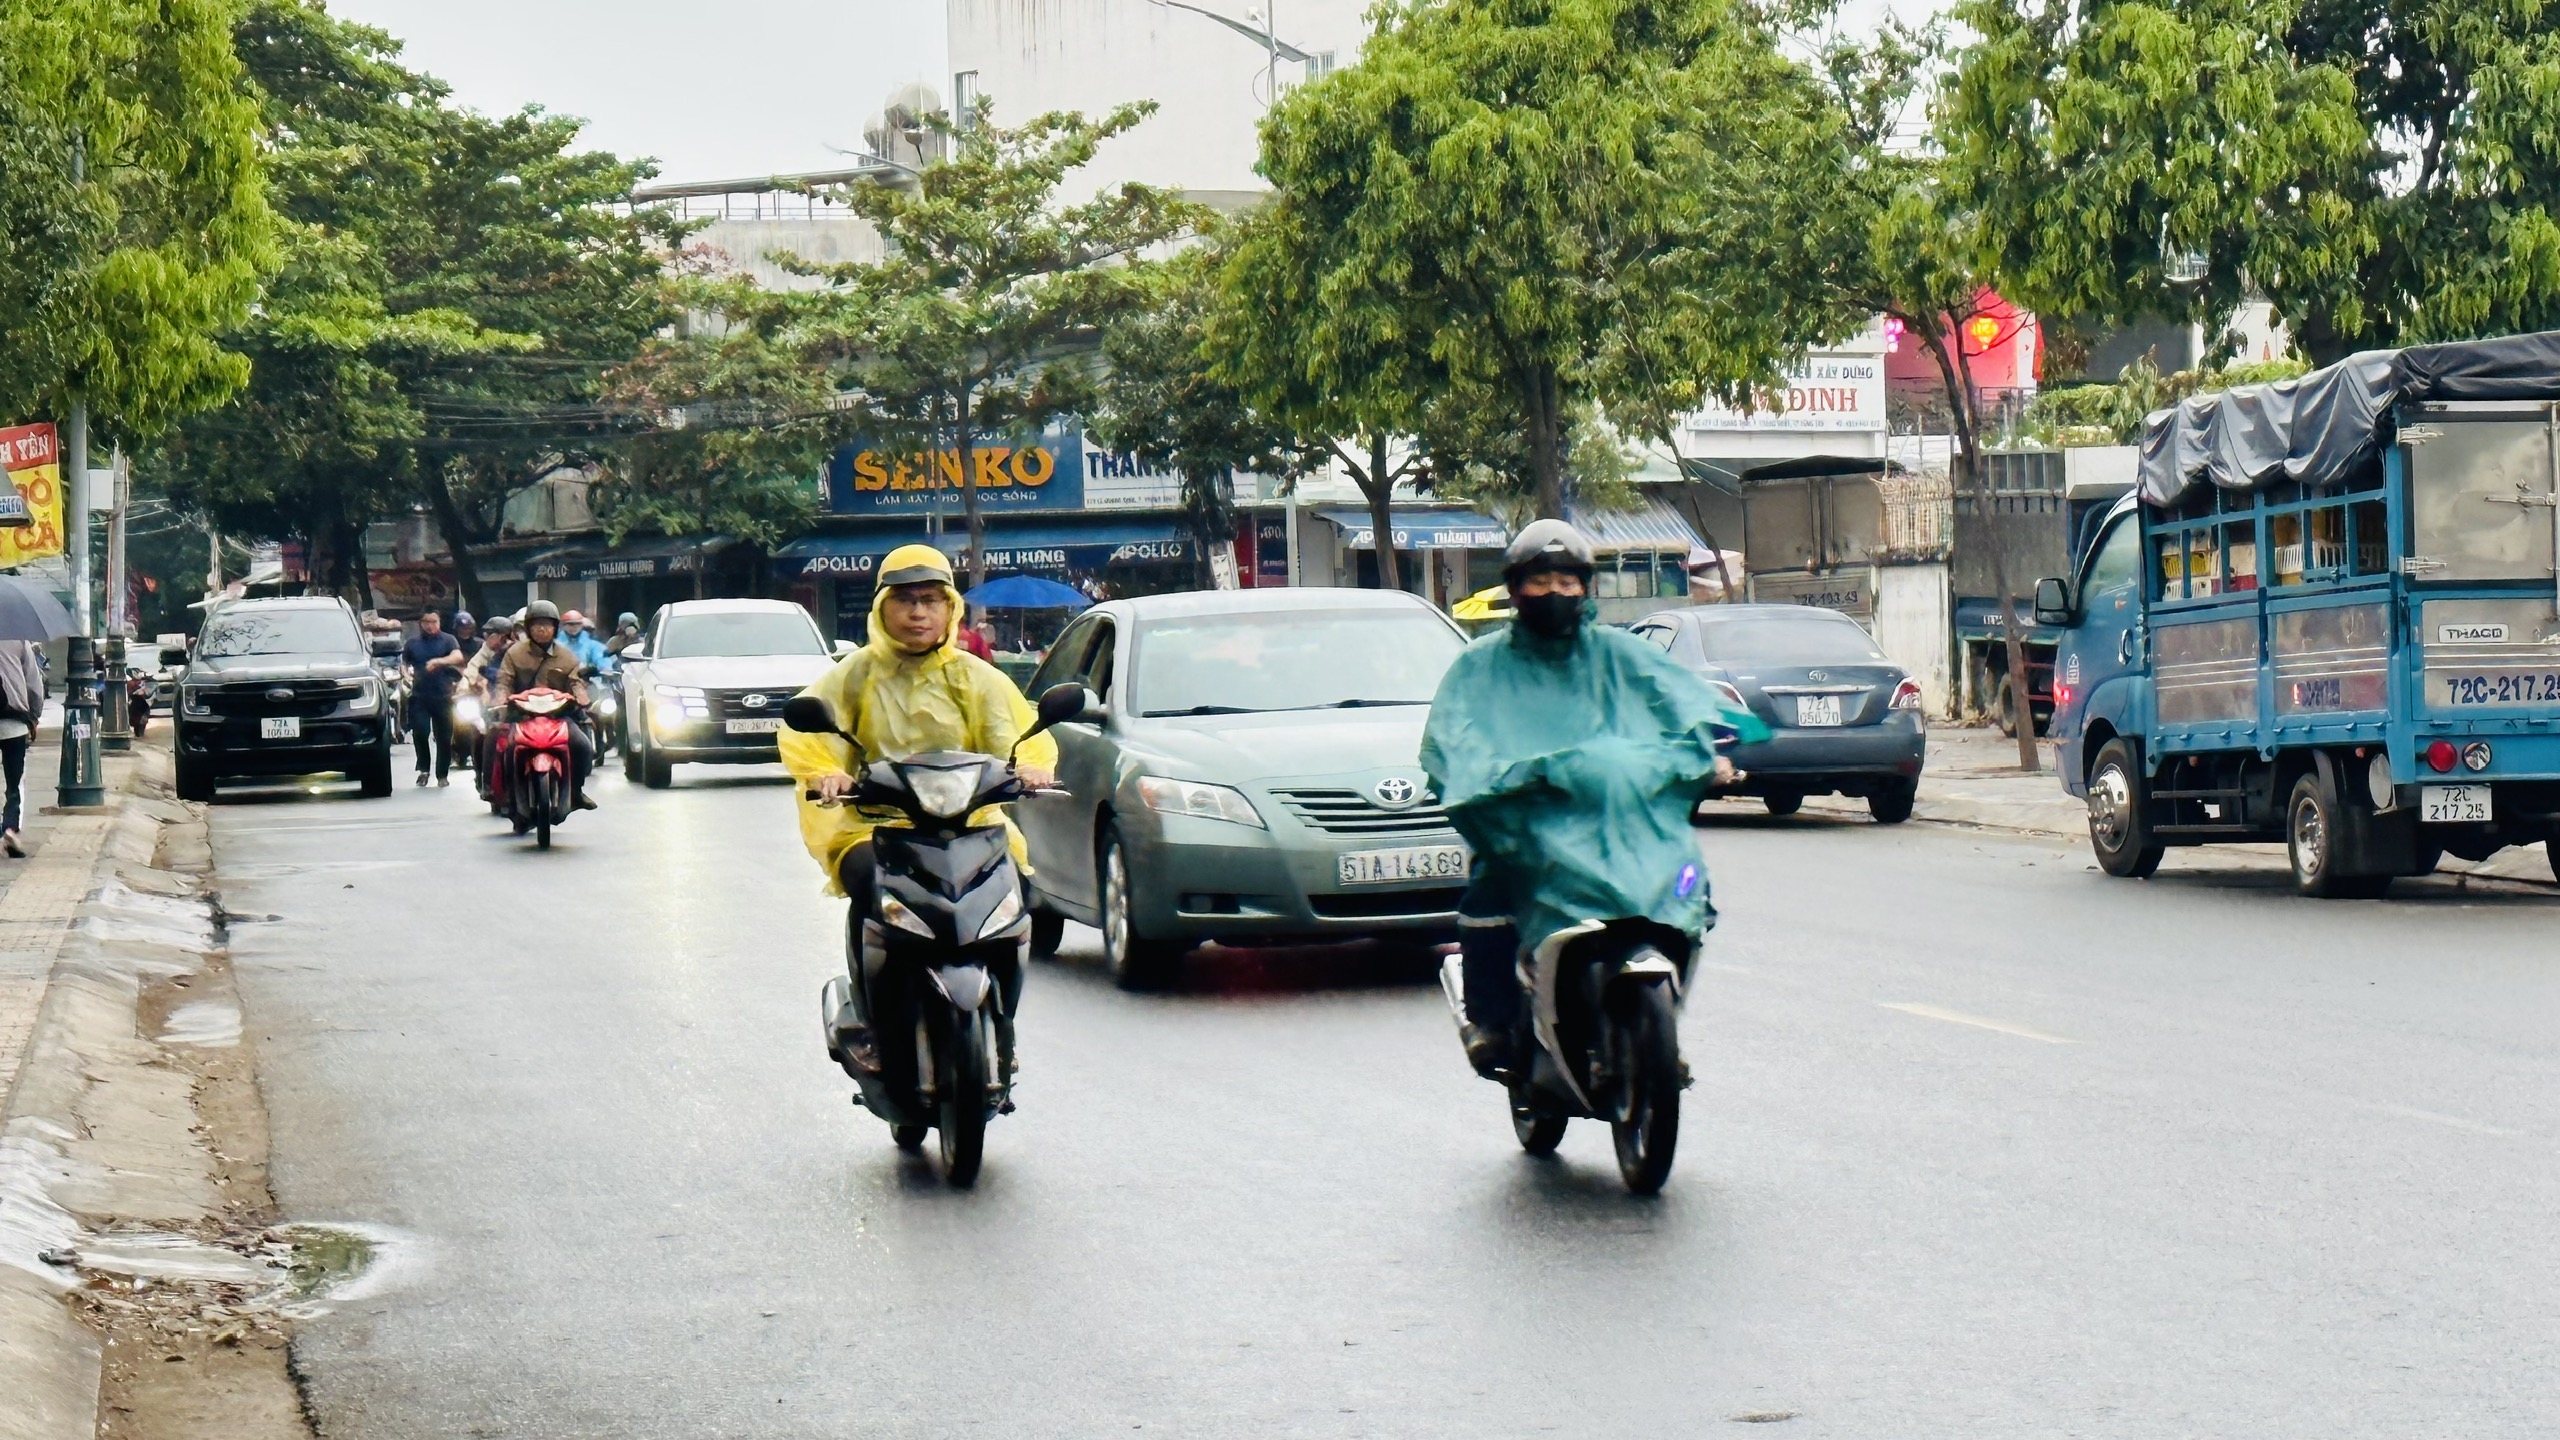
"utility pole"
57,131,106,806
100,448,132,751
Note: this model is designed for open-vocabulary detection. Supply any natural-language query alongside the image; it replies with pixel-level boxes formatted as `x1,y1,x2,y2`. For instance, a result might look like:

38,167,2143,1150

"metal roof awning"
774,517,1193,578
1678,455,1892,495
1318,508,1511,551
525,535,734,582
1565,496,1705,555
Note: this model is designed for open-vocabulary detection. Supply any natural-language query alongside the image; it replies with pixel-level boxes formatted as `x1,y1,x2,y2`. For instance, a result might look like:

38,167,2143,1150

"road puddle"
160,999,243,1048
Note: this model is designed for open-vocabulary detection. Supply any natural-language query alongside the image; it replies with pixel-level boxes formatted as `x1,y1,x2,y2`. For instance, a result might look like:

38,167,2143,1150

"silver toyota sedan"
1014,589,1471,988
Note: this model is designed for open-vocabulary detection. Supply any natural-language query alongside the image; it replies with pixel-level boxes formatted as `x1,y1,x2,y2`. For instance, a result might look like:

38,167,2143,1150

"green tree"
0,0,276,440
1236,0,1865,521
772,102,1201,585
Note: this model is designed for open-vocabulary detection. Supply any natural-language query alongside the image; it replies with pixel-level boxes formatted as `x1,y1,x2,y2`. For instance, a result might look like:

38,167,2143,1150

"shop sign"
828,431,1084,514
0,423,62,566
1081,444,1184,509
1682,346,1886,436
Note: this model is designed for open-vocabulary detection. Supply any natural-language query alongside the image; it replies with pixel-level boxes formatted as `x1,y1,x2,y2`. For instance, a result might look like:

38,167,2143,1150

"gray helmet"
616,611,639,630
1501,519,1596,586
524,599,561,625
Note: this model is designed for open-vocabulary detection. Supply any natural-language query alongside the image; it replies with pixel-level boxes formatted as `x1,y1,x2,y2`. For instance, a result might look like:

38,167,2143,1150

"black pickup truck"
174,597,396,801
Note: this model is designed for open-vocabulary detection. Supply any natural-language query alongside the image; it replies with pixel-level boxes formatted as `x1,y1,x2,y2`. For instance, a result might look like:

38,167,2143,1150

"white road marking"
1879,1001,2075,1045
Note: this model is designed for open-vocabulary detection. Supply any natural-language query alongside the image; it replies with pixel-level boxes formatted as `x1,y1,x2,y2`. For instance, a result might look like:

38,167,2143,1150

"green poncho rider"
1420,520,1769,1078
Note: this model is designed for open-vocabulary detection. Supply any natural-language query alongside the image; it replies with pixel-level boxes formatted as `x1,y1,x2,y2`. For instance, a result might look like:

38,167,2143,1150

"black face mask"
1512,590,1587,639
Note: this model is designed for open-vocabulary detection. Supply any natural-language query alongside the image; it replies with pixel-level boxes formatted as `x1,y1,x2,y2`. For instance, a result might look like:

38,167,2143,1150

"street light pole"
57,130,106,806
101,449,132,751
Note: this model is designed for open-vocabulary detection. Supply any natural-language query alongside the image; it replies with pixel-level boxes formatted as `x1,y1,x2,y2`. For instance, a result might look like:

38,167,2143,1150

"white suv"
615,600,844,789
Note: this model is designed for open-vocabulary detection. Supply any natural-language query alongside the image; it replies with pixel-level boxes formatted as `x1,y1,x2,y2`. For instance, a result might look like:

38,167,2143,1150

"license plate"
1794,694,1843,727
724,718,781,735
2421,784,2491,824
260,716,300,740
2435,671,2560,706
1338,844,1469,886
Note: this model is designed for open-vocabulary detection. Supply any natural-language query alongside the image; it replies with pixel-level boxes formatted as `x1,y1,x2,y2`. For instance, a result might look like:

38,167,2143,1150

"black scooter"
783,683,1090,1187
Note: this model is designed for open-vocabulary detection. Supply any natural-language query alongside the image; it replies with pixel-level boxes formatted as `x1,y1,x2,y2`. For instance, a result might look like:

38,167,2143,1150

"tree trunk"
1927,321,2039,772
421,456,491,620
954,388,986,590
1524,367,1566,519
1367,433,1401,592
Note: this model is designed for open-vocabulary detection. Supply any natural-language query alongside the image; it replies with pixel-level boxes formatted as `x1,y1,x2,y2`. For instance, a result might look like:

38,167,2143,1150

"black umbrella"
0,574,77,642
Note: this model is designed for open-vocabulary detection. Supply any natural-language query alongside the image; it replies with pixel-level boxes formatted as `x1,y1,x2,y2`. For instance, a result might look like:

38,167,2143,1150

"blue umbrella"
964,574,1092,610
0,574,75,642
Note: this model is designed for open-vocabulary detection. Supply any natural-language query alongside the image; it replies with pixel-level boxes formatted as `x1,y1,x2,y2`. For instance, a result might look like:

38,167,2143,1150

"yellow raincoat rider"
778,544,1058,899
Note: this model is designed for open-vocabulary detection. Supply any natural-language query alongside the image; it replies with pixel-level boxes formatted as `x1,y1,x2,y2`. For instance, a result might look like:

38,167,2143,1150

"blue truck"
2035,331,2560,896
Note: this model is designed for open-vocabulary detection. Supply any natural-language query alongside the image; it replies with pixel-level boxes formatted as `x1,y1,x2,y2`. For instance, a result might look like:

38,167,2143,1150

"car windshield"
197,608,360,658
1693,615,1887,664
658,610,825,659
1135,610,1464,716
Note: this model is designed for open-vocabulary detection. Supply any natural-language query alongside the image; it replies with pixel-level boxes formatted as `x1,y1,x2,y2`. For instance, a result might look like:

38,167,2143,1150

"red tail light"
1712,681,1747,710
2424,740,2459,773
1889,679,1925,711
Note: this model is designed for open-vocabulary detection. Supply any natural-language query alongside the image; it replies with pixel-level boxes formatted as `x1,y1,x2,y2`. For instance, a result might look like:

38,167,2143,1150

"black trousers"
411,695,453,777
1457,863,1522,1034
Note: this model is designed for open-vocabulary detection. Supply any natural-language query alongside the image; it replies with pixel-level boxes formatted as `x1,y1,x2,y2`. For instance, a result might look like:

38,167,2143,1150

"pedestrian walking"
0,639,42,856
403,611,468,786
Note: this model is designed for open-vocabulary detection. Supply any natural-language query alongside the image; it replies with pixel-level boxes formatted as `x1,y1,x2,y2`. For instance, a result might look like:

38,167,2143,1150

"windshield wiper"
1319,698,1425,708
1144,704,1271,717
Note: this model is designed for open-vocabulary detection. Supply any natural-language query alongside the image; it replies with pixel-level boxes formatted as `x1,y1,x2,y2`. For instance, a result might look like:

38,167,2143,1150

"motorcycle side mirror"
1013,683,1100,760
780,695,840,736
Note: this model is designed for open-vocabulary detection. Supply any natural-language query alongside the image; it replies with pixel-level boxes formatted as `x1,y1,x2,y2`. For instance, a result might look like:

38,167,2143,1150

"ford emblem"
1373,776,1419,809
740,693,768,709
264,686,294,703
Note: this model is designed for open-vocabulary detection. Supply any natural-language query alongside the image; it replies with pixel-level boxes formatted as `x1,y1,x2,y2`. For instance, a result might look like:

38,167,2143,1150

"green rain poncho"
1420,613,1771,946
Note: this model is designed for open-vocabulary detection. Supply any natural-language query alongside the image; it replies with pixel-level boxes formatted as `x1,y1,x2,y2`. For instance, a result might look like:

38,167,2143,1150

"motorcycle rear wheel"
1610,980,1682,1196
936,1008,991,1188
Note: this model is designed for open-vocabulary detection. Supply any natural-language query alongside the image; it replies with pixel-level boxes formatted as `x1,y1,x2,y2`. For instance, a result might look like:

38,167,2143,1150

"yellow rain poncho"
778,545,1059,894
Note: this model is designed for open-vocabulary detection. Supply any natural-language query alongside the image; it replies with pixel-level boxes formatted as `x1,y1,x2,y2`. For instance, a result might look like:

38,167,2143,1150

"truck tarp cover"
2138,330,2560,506
1419,621,1770,947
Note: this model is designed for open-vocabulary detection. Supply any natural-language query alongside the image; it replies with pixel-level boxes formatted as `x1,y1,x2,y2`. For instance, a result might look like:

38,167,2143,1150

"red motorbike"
491,686,579,849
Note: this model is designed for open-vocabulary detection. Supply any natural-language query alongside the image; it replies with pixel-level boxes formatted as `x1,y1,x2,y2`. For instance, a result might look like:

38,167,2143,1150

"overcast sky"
327,0,1939,184
327,0,950,183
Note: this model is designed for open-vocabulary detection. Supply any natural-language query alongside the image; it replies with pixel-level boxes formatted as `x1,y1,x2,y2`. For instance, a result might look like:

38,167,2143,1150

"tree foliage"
1938,0,2560,362
0,0,276,438
769,103,1202,584
1231,0,1866,520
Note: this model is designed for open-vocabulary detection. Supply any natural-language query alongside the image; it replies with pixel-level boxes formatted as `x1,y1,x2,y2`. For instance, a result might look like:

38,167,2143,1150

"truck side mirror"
2032,577,2072,627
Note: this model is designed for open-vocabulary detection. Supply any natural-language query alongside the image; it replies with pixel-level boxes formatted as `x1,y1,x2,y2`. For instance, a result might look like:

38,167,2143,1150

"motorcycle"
783,682,1088,1188
450,691,484,772
586,669,621,761
492,686,580,850
1436,751,1743,1197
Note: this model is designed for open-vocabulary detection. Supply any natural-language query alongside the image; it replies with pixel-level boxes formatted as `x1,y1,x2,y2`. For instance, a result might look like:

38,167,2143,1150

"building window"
953,70,980,127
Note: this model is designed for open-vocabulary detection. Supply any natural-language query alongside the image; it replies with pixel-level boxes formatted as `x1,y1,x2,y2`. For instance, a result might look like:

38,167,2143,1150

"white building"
947,0,1375,205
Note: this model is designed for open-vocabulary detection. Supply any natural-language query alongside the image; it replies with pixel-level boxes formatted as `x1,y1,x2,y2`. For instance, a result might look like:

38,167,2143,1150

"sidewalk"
0,707,98,1105
1798,725,2559,888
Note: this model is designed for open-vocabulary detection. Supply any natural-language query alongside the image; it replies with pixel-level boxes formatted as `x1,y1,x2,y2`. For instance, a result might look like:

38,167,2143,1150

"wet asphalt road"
212,762,2560,1438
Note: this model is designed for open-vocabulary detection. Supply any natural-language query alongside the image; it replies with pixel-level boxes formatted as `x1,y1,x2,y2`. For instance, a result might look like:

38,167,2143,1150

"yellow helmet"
878,543,955,589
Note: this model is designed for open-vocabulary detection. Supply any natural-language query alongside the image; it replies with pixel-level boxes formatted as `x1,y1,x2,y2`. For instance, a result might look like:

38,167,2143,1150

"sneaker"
436,776,450,788
2,829,22,859
414,773,429,787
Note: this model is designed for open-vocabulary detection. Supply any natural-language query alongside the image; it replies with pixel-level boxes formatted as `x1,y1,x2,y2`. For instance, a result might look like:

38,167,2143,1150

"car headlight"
1137,776,1266,829
348,676,380,713
904,764,984,819
652,684,703,699
976,886,1025,940
182,686,210,716
880,895,935,938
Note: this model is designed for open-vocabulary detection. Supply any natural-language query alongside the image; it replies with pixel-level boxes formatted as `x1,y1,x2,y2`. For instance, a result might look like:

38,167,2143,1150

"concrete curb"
0,743,220,1440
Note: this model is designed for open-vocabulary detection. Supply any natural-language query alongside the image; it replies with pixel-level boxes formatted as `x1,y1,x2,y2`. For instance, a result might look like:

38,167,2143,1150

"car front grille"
703,688,787,723
1270,787,1452,836
1309,886,1464,919
201,679,360,718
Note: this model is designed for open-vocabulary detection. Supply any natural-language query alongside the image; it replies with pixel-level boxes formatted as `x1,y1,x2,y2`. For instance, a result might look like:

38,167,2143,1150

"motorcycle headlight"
879,895,935,938
1136,776,1266,829
454,696,483,726
976,886,1026,940
903,763,984,819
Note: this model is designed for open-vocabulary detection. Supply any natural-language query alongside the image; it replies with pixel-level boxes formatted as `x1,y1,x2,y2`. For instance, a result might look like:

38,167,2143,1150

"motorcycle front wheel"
936,1007,992,1188
1610,979,1682,1196
1509,1071,1566,1155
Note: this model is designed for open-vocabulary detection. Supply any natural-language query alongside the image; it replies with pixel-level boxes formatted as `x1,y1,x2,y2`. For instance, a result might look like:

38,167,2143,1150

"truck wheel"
357,749,395,799
1761,791,1802,817
2287,773,2390,898
174,752,215,804
1991,675,2018,737
2087,739,2163,878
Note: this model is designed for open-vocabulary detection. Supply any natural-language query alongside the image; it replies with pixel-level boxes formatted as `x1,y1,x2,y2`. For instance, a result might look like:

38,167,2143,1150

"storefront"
1315,507,1511,608
777,516,1198,644
1567,497,1706,625
523,535,741,623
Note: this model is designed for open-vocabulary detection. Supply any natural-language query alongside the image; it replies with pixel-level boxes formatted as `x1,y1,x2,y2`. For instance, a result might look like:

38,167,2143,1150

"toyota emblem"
1373,776,1419,809
740,693,768,709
